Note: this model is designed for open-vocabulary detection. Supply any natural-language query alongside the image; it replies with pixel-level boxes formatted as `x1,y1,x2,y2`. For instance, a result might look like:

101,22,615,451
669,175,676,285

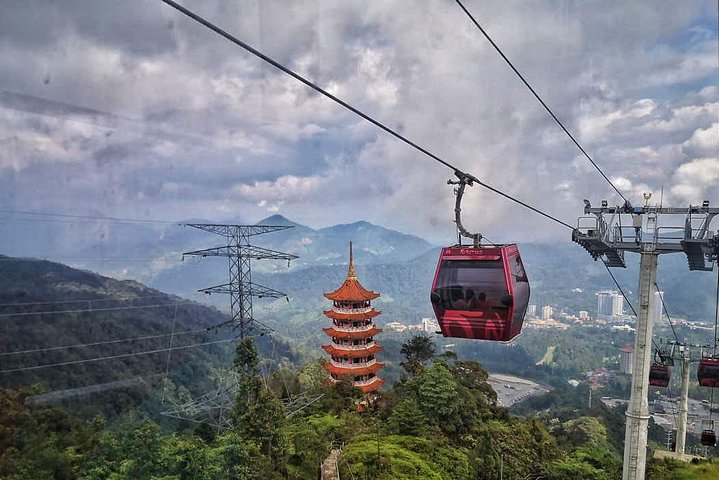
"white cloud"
670,158,719,203
0,0,717,245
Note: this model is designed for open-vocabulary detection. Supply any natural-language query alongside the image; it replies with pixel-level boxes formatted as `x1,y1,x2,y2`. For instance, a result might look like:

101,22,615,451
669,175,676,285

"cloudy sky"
1,0,717,246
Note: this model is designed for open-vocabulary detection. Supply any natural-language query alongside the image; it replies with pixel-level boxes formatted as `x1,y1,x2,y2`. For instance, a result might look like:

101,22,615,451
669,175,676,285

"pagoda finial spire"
348,241,357,279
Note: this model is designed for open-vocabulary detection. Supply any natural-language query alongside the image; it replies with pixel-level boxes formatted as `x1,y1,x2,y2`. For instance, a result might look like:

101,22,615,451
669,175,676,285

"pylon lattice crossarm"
198,281,288,299
183,245,299,261
184,224,293,237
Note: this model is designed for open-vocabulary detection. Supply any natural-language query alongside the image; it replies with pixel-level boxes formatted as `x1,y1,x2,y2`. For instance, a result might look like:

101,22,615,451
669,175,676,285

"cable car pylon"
573,196,719,480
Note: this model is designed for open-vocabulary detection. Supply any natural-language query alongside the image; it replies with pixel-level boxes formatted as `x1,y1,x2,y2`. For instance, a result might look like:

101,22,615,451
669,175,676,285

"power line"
0,208,178,225
0,327,209,357
0,294,186,309
157,0,575,232
453,0,628,204
0,302,196,318
0,338,232,374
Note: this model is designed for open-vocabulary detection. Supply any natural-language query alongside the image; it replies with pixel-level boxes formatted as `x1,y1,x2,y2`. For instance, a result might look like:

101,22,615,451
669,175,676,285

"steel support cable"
654,281,680,345
161,302,181,403
0,302,195,318
0,327,209,357
157,0,575,232
0,339,233,374
453,0,628,204
666,380,679,433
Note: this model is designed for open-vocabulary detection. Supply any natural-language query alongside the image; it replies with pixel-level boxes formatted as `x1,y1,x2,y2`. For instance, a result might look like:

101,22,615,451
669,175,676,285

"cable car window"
434,260,508,311
508,254,529,328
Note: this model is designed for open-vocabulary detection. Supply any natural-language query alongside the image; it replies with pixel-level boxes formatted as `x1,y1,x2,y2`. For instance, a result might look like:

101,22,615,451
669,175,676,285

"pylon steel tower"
574,198,719,480
183,223,298,338
161,223,298,430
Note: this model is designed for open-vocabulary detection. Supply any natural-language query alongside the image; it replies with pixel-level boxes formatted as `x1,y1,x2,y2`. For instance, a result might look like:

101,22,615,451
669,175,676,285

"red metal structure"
648,363,670,387
430,244,530,341
322,243,384,393
697,358,719,388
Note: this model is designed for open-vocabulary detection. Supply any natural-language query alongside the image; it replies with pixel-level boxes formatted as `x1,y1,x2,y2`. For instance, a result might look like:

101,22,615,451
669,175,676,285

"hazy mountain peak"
258,214,307,228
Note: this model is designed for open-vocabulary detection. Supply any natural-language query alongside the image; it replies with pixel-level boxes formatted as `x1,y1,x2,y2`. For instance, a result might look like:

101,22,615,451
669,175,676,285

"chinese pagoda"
322,242,384,393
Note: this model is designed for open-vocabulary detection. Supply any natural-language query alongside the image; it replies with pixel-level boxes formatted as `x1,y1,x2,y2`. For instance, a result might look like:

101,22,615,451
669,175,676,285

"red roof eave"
323,309,381,321
322,344,383,357
323,326,383,339
324,278,380,302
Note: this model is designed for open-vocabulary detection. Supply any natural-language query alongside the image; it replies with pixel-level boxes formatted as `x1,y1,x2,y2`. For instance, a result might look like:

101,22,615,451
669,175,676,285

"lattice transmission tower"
182,223,298,338
161,223,298,430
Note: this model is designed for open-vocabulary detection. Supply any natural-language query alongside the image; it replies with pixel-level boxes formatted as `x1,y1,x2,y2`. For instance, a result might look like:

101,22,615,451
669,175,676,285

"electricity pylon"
574,197,719,480
183,223,298,338
162,223,298,430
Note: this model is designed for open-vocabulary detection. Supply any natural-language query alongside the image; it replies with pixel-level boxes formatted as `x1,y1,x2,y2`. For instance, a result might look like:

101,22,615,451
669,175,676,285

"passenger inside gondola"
432,259,509,316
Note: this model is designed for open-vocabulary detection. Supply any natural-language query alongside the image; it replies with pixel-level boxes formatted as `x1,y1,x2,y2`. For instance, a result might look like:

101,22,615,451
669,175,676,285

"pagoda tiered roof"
323,308,381,321
357,377,384,393
323,326,382,339
324,244,380,302
322,343,383,357
323,361,384,376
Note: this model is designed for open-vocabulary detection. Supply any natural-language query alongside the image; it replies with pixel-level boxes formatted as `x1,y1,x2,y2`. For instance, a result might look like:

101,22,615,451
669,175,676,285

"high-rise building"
527,304,537,317
541,305,553,320
322,243,384,393
619,344,634,374
653,291,665,325
598,290,624,317
597,291,615,317
612,293,624,316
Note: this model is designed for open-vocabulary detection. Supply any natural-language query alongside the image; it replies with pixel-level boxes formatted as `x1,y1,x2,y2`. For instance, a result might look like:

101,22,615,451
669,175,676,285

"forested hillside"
2,336,713,479
0,255,298,418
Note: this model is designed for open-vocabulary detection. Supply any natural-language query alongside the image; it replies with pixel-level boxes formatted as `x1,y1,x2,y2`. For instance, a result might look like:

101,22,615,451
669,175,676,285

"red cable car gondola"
648,363,670,387
430,244,529,341
429,172,530,342
701,429,717,447
697,358,719,388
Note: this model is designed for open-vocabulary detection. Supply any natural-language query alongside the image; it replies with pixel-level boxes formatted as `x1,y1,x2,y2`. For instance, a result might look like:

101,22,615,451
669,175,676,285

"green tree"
388,397,429,437
230,338,288,475
400,335,436,375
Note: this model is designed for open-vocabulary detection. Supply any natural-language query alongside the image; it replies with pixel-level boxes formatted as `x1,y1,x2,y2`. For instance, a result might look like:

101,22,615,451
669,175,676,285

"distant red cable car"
649,363,670,387
430,244,530,341
697,358,719,388
701,429,716,447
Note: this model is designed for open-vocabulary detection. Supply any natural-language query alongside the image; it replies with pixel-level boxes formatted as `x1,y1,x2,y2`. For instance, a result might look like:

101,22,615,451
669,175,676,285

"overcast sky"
1,0,717,245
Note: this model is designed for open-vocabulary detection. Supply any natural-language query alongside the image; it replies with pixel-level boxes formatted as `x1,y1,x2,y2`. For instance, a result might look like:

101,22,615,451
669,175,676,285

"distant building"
421,317,440,333
653,291,665,325
597,291,615,317
619,344,634,374
598,290,624,317
541,305,553,320
579,310,589,320
527,304,537,317
612,294,624,316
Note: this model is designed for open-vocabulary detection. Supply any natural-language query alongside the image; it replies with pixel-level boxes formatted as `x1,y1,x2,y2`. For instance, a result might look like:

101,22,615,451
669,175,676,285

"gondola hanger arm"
448,170,482,248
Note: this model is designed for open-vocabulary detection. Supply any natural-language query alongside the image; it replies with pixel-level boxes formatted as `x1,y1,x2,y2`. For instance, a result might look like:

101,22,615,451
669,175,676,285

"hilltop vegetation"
3,334,703,480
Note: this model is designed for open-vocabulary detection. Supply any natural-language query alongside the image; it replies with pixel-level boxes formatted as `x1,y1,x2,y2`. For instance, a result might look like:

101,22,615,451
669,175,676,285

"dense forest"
3,336,718,479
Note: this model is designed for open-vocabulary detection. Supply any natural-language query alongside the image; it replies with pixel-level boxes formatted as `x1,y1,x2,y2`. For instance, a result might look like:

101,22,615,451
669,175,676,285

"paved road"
487,373,551,407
